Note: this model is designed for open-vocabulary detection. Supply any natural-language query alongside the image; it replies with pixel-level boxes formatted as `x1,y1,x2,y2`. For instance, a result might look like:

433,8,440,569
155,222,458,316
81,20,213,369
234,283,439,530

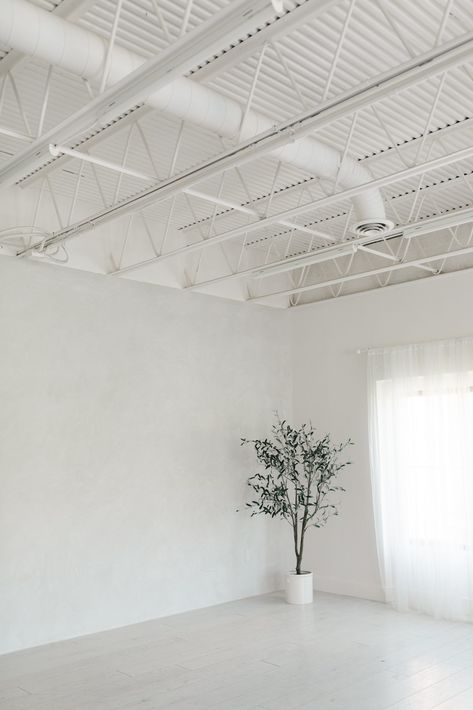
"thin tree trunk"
297,529,305,574
293,525,300,574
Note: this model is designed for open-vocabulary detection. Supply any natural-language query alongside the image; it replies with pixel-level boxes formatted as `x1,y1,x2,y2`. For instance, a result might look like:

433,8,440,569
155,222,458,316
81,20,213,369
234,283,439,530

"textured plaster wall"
0,258,292,654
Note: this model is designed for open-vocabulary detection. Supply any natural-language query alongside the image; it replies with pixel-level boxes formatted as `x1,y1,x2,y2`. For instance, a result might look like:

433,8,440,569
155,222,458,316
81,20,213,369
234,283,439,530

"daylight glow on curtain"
368,337,473,621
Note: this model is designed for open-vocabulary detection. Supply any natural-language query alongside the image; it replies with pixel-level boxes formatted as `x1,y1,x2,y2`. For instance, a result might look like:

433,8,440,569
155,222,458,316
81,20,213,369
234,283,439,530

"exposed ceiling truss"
1,0,473,307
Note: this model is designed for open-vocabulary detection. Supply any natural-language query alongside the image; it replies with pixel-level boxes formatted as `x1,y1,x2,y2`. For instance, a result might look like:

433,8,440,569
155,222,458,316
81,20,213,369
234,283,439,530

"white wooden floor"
2,592,473,710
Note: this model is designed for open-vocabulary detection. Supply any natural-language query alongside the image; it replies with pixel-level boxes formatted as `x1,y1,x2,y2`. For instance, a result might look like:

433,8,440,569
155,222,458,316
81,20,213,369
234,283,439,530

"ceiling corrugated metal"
2,0,473,305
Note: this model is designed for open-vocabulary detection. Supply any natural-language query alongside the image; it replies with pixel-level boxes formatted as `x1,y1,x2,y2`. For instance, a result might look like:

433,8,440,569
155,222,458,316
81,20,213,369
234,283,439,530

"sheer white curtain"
368,337,473,621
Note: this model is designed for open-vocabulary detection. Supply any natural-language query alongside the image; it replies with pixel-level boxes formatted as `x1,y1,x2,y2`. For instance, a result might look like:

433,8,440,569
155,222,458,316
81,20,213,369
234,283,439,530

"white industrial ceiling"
2,0,473,307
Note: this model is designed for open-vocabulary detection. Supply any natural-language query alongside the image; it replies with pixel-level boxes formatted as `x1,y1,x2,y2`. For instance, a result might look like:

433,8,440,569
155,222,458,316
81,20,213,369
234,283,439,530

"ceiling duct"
1,0,391,234
352,220,395,236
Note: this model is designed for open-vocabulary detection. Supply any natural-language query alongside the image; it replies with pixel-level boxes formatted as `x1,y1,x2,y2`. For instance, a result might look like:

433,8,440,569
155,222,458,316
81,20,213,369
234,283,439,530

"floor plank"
1,592,473,709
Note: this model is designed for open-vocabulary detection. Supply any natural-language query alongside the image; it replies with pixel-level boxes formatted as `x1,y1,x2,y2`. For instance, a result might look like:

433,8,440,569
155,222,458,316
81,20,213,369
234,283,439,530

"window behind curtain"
367,338,473,621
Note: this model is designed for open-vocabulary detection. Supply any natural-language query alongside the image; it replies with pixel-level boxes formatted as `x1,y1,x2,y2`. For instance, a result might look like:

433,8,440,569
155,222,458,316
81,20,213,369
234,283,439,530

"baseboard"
314,574,385,602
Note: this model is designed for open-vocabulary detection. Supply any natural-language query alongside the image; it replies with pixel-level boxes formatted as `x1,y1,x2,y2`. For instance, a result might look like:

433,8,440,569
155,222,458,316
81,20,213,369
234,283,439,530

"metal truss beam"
293,260,473,310
178,115,473,235
103,142,473,276
251,244,473,302
191,0,339,81
50,137,334,243
184,206,473,291
0,0,280,188
49,143,155,181
183,188,332,241
16,27,473,260
0,124,32,142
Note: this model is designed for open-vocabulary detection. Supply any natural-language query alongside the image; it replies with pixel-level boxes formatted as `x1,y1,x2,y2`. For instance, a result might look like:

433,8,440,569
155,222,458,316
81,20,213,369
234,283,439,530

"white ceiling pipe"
183,189,256,215
1,0,388,233
48,146,332,241
107,141,473,276
184,187,331,240
49,144,156,181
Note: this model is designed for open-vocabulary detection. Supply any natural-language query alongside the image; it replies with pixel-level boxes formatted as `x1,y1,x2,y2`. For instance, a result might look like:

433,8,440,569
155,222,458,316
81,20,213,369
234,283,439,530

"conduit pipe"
1,0,389,234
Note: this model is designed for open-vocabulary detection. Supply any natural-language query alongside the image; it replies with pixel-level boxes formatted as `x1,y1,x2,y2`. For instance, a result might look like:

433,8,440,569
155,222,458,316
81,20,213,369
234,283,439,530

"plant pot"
285,571,313,604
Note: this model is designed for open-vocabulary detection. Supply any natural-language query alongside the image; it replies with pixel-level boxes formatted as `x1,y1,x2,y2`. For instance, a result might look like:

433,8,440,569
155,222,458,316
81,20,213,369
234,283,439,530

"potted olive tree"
242,417,352,604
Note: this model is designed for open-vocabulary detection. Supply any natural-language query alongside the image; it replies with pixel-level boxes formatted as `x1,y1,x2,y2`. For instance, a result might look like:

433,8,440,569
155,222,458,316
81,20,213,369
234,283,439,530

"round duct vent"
352,220,394,236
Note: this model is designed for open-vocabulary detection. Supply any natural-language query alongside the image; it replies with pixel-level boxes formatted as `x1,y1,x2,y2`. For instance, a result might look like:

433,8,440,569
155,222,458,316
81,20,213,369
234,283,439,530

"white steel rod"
181,188,331,240
0,124,33,142
160,195,177,254
435,0,454,46
284,187,313,259
290,263,473,311
358,243,436,274
116,214,133,270
236,231,249,272
184,189,255,215
1,0,281,187
37,65,53,138
194,0,337,82
89,163,108,208
264,161,282,218
413,73,445,166
357,244,398,261
140,212,159,257
150,0,172,43
206,172,226,239
29,178,46,248
0,75,7,115
112,125,135,205
254,245,356,278
333,110,358,194
168,121,185,177
136,121,161,179
271,41,308,109
239,43,267,140
45,176,64,229
322,0,356,101
99,0,124,94
376,0,415,58
49,143,156,181
66,159,84,226
185,205,473,291
180,0,195,38
279,220,331,241
251,244,473,302
371,105,410,169
8,73,32,137
12,26,473,260
18,26,473,260
105,142,473,274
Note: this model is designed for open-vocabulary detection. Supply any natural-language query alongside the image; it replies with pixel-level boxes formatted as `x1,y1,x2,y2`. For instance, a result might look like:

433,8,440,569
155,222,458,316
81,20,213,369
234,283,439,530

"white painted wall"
0,258,291,655
6,250,473,655
291,270,473,602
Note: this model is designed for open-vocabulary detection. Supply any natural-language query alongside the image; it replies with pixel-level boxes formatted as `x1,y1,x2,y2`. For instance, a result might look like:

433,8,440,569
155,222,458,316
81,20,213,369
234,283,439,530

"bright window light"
367,339,473,621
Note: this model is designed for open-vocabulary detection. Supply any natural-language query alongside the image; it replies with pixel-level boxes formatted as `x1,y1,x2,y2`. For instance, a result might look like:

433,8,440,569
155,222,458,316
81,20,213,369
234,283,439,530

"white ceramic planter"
285,571,313,604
